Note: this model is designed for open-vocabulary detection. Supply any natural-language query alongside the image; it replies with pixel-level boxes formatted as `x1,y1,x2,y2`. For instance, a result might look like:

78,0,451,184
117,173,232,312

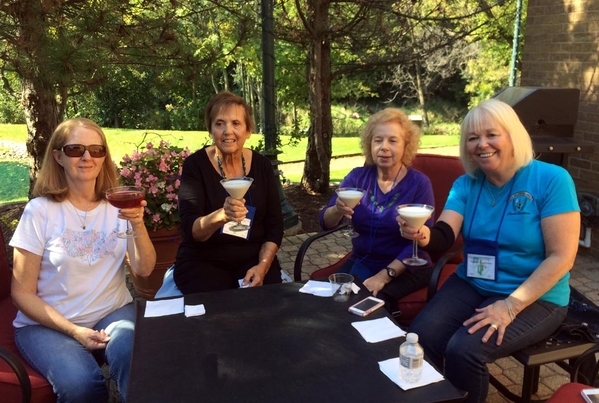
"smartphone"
348,296,385,317
582,389,599,403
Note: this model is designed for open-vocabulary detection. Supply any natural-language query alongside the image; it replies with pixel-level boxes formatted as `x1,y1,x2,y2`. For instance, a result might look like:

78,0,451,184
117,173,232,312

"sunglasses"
59,144,107,158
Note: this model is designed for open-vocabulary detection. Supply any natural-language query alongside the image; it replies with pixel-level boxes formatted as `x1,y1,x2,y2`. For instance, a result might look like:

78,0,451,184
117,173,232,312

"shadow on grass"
0,160,28,203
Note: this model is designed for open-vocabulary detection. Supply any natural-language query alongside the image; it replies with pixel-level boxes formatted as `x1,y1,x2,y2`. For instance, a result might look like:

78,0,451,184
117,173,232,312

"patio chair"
0,230,55,403
541,343,599,403
293,153,465,324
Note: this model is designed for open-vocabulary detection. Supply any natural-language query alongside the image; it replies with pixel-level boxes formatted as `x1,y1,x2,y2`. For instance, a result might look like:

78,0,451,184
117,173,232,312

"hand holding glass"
106,186,146,239
397,204,434,266
220,177,254,232
335,187,365,238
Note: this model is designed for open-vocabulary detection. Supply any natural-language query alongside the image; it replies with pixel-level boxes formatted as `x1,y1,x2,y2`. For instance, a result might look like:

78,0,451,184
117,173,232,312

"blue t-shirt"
319,165,434,276
445,160,579,306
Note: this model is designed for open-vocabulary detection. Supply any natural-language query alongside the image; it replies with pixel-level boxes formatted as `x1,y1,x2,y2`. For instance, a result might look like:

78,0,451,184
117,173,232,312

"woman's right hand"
223,196,248,223
334,198,355,219
73,327,111,350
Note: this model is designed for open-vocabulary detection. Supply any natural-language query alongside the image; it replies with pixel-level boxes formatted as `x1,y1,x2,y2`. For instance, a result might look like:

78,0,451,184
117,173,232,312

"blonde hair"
33,118,119,201
459,99,534,177
360,108,420,166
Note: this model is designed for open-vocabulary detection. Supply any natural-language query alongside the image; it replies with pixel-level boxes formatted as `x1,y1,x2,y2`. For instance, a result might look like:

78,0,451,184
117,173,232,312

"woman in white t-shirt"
10,118,156,402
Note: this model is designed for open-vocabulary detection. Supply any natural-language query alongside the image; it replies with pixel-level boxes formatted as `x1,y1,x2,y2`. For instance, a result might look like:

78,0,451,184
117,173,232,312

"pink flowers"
119,140,191,231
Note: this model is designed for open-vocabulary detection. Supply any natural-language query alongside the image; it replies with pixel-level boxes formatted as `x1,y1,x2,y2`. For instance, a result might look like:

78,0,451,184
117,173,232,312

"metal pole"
261,0,299,230
509,0,523,86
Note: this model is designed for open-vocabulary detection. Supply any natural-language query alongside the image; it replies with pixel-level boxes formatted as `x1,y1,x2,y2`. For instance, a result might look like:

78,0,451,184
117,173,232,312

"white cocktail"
335,187,365,238
220,177,254,231
397,204,434,266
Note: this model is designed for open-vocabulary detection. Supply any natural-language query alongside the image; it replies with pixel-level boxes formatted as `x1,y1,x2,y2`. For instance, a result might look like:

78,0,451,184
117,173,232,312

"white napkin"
351,317,406,343
184,304,206,317
378,357,445,390
299,280,335,297
144,297,184,318
299,280,360,297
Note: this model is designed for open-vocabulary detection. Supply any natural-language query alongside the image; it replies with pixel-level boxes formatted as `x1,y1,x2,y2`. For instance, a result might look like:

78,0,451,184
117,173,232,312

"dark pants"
409,274,567,403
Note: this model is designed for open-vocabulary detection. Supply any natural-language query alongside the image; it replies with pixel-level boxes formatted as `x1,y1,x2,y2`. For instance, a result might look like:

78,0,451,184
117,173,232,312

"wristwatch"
386,267,397,278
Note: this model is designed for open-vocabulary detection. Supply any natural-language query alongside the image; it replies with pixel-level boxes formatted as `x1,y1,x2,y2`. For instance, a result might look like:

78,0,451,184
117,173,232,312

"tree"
0,0,255,193
277,0,511,193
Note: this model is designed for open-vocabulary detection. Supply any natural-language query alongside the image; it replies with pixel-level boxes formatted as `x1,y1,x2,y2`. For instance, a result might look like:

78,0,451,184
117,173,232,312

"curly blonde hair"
360,108,421,166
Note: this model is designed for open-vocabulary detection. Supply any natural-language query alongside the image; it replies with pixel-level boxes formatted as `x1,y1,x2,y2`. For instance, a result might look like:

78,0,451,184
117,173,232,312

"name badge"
222,205,256,240
464,238,498,280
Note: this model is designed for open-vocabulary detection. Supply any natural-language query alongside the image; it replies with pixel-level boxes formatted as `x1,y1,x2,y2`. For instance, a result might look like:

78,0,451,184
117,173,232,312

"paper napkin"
144,297,184,318
378,357,444,390
351,317,406,343
299,280,360,297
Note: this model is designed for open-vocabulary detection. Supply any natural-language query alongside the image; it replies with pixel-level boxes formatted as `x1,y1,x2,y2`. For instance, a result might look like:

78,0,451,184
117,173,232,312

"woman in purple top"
319,108,434,314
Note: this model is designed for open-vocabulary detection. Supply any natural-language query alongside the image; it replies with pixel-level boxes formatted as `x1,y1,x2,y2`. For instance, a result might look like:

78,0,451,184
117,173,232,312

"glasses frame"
59,144,107,158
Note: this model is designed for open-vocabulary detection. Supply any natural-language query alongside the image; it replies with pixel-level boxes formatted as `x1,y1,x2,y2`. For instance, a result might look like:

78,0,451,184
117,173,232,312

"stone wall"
521,0,599,257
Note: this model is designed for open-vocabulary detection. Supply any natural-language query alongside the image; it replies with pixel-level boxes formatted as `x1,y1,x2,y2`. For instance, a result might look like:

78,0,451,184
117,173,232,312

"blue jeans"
409,275,567,403
14,303,135,403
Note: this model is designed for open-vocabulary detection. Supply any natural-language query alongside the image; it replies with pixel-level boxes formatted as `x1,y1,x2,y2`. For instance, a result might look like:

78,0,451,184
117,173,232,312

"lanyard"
466,174,516,241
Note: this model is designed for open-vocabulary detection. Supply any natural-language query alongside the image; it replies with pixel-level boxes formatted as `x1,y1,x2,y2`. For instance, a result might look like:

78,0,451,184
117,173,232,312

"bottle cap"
406,333,419,343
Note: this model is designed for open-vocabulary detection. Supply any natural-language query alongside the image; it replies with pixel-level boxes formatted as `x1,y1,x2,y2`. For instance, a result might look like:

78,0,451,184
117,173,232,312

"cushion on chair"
545,382,587,403
309,254,352,281
0,297,56,403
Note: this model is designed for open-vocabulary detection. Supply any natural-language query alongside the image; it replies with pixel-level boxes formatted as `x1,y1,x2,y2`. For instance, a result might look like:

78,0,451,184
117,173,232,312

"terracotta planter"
130,226,182,300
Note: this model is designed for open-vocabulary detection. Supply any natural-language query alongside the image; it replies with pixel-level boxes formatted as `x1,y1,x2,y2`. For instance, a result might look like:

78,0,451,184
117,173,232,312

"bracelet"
503,299,516,322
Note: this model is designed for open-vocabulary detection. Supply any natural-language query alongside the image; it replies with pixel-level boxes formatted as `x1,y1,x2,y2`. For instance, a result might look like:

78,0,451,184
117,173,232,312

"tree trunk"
415,58,430,127
21,78,59,196
301,0,332,194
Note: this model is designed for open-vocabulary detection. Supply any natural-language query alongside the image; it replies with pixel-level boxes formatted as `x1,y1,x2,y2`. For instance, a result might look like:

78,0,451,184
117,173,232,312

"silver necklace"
485,179,508,207
69,202,88,229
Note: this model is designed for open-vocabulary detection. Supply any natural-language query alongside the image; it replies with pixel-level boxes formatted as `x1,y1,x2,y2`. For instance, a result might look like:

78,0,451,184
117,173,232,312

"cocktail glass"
220,177,254,232
335,187,365,238
106,186,146,239
396,204,435,266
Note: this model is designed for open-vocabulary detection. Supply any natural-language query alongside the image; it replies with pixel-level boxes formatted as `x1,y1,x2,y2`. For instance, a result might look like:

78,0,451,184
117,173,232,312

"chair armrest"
293,223,348,281
0,344,32,403
426,245,463,301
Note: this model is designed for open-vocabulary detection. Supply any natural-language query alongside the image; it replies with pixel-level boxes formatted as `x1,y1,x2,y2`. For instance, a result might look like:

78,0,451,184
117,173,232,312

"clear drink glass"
106,186,146,239
220,177,254,232
335,187,365,238
397,204,434,266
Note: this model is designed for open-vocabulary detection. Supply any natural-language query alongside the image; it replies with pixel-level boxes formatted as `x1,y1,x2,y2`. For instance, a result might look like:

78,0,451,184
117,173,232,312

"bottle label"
400,355,423,369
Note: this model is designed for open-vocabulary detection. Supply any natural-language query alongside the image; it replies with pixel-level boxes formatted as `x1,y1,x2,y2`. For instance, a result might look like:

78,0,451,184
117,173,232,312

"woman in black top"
173,91,283,293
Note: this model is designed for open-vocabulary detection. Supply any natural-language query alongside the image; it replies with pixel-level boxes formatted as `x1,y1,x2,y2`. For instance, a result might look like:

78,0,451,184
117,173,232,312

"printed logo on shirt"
507,191,534,216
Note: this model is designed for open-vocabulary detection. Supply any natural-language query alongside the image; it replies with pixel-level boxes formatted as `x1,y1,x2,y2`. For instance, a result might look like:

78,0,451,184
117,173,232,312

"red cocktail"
106,186,146,238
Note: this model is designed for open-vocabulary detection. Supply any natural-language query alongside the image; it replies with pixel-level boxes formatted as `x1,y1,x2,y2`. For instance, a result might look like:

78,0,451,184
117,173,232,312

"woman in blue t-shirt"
401,99,580,403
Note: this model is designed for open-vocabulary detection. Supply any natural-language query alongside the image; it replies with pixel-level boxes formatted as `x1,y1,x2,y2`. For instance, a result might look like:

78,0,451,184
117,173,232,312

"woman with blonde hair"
402,99,580,402
11,118,156,402
320,108,434,313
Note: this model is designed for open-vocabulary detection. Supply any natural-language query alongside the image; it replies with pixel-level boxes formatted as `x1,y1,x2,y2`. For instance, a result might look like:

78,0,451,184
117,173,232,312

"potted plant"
119,140,191,299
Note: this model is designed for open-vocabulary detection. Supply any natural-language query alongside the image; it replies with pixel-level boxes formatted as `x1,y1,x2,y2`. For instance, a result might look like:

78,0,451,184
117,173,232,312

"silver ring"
490,324,498,331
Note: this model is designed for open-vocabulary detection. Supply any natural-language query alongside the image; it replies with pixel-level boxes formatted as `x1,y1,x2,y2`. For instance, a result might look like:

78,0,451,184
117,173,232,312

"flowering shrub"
119,141,191,231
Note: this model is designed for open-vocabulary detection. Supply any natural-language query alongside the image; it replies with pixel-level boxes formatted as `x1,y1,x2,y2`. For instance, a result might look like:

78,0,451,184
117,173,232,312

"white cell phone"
348,296,385,317
582,388,599,403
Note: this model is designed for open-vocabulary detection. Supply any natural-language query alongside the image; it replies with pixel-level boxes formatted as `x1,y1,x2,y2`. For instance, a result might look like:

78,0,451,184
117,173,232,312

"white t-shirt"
10,197,133,328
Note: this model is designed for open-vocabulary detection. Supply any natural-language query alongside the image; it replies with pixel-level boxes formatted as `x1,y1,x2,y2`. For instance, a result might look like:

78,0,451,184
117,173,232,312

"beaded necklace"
216,152,247,179
369,165,403,213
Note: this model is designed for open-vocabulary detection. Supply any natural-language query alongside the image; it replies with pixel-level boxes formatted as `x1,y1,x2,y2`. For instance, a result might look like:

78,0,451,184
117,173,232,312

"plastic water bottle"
399,332,424,383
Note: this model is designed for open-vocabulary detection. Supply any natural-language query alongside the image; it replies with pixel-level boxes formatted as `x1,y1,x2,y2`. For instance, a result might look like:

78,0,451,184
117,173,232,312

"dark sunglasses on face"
59,144,107,158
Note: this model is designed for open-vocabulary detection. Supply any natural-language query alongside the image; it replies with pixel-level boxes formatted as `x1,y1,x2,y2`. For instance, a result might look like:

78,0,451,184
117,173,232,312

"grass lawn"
0,124,459,203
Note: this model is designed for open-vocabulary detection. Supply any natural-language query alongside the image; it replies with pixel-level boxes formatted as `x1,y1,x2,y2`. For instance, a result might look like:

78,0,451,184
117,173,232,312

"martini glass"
397,204,434,266
335,187,365,238
220,177,254,232
106,186,146,239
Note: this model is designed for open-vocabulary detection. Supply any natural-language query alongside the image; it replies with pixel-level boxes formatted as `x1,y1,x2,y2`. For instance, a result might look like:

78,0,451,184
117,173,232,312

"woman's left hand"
363,270,390,297
241,265,267,288
463,300,512,345
118,200,147,226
